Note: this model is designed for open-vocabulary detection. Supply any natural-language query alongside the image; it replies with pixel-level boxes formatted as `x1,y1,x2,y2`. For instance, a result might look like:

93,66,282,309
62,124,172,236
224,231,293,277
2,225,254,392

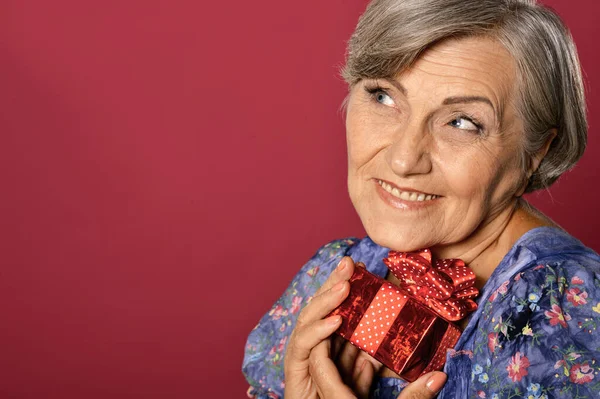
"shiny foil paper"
328,263,462,382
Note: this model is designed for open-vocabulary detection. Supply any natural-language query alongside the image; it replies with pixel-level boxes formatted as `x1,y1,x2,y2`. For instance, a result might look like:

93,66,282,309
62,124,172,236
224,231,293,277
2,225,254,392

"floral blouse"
242,227,600,398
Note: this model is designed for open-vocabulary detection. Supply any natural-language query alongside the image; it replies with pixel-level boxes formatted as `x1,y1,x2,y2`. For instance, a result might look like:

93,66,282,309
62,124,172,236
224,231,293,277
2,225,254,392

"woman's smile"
375,179,440,210
376,179,439,201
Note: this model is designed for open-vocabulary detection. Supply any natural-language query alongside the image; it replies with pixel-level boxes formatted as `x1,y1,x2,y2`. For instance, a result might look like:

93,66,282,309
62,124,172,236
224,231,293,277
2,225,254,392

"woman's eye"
374,91,395,106
449,117,480,131
363,84,396,107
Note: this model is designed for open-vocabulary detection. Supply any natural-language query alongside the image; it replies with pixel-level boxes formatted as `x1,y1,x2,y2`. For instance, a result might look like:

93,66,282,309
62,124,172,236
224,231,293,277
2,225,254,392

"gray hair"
342,0,587,192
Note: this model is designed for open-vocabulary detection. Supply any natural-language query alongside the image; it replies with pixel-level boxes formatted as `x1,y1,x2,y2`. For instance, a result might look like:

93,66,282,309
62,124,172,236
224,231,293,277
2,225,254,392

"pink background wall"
1,1,598,398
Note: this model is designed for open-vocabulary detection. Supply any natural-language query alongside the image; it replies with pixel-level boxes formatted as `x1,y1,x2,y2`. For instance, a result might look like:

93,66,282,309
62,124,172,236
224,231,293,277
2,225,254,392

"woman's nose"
386,125,433,177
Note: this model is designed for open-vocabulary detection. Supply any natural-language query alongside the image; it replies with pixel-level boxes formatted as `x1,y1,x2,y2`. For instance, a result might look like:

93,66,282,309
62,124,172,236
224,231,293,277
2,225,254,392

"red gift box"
329,250,478,382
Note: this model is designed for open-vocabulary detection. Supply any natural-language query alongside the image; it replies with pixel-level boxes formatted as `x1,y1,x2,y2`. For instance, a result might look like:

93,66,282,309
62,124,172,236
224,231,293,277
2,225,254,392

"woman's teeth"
377,180,438,202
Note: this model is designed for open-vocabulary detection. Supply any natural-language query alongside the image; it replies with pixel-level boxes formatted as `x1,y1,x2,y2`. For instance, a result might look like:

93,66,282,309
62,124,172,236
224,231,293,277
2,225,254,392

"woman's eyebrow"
382,77,499,113
382,78,407,95
381,77,502,122
443,96,499,120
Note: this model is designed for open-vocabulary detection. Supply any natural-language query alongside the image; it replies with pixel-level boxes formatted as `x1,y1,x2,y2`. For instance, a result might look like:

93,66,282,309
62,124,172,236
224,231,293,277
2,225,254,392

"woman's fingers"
293,256,354,339
343,349,382,398
314,256,355,296
285,257,356,397
308,339,356,399
285,315,342,373
296,279,350,330
352,352,383,379
397,371,447,399
286,276,348,369
354,359,375,399
285,257,361,399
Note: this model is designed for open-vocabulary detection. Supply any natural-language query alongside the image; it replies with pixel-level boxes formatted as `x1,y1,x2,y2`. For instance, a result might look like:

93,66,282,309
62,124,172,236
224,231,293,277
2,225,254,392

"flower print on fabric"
545,304,571,328
566,288,588,307
487,332,500,353
289,296,303,314
527,383,541,394
470,254,600,399
506,352,529,382
569,362,595,384
488,280,509,303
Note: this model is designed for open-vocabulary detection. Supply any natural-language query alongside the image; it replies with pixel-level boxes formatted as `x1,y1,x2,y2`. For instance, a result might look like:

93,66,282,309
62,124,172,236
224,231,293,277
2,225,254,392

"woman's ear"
516,128,557,196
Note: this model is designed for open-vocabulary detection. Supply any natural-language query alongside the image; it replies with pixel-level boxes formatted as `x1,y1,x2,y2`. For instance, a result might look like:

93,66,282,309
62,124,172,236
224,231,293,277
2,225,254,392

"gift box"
328,250,478,382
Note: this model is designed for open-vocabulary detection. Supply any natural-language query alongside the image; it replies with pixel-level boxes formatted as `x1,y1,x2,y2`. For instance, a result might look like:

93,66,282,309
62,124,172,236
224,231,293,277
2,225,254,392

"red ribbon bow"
383,249,479,321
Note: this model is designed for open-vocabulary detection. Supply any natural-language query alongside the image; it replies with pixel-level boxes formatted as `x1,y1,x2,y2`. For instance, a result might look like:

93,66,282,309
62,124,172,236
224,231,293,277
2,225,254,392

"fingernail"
336,257,347,272
332,281,345,292
425,372,447,394
327,315,342,325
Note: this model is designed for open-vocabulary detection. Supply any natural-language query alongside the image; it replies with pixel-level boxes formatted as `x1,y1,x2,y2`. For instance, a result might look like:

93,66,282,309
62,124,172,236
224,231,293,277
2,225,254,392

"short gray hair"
342,0,587,192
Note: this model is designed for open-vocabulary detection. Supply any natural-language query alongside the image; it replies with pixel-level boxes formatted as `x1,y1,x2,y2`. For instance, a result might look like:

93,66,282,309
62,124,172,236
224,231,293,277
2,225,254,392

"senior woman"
243,0,598,398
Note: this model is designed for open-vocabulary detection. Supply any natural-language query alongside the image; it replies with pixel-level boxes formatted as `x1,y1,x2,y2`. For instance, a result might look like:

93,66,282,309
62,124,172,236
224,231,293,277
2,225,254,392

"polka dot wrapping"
351,283,408,355
383,249,479,321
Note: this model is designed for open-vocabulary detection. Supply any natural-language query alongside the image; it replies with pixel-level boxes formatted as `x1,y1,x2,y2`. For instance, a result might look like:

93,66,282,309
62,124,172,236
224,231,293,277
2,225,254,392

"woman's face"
346,36,526,252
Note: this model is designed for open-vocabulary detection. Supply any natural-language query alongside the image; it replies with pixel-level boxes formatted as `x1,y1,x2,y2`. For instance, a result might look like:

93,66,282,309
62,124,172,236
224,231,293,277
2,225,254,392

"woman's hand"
284,256,447,398
284,256,358,399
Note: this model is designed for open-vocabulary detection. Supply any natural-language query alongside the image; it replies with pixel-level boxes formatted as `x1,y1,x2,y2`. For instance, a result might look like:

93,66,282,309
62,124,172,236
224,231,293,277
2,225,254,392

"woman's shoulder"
492,226,600,288
482,242,600,330
482,226,600,328
469,228,600,398
515,225,599,260
502,204,599,274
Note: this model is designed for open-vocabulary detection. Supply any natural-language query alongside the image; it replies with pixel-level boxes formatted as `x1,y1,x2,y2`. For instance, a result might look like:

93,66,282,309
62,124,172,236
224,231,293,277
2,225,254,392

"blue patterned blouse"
242,227,600,398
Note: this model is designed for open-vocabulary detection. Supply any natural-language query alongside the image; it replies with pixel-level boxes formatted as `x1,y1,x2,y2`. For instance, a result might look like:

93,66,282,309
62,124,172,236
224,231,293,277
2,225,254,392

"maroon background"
0,1,598,398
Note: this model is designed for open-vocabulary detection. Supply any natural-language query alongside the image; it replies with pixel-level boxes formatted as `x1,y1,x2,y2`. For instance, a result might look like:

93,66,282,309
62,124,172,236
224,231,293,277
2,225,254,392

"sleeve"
242,238,358,399
470,256,600,399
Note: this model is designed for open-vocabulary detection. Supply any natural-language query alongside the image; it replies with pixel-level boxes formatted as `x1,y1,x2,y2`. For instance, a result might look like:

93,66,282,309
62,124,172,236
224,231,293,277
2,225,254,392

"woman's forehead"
398,36,516,112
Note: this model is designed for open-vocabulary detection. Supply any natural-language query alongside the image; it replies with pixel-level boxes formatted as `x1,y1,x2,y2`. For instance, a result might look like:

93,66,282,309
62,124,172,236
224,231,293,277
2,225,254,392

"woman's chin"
366,229,435,252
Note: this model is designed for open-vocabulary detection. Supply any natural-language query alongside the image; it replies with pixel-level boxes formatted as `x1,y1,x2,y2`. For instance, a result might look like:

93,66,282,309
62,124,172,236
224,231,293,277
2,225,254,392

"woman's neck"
430,198,558,288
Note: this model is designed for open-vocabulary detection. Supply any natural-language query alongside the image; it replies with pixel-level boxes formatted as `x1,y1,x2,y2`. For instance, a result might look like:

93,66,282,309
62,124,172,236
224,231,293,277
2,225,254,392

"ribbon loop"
383,249,479,321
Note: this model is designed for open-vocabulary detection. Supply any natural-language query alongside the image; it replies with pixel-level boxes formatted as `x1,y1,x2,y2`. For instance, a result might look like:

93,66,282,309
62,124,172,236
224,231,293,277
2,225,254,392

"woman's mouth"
376,179,439,202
